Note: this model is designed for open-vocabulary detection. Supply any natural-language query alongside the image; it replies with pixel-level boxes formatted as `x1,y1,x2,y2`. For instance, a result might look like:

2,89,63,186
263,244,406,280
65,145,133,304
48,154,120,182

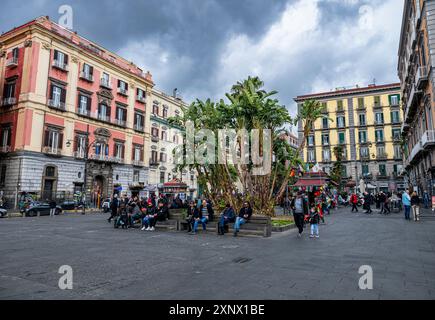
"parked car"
0,207,7,218
24,202,62,217
102,198,111,213
60,200,77,210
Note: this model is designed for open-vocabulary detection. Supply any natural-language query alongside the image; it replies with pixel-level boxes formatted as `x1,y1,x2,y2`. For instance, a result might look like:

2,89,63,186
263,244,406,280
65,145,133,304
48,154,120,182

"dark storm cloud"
1,0,403,128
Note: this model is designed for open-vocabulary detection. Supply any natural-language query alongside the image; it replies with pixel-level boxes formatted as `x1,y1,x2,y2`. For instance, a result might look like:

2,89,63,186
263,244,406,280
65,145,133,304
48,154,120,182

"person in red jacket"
350,193,359,212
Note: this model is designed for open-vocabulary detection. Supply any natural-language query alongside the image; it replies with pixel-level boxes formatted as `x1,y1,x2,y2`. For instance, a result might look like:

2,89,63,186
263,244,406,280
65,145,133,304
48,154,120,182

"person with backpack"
291,192,308,237
218,203,236,235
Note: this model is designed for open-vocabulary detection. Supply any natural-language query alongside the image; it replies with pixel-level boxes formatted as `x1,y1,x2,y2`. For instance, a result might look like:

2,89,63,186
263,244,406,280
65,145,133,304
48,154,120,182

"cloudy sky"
1,0,403,123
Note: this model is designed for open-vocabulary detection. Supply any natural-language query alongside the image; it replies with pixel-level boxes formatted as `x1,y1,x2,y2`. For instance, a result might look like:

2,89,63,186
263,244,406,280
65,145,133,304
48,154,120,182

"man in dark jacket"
363,192,372,214
49,199,57,217
218,203,236,235
234,201,253,237
108,194,119,223
291,192,308,237
186,201,199,233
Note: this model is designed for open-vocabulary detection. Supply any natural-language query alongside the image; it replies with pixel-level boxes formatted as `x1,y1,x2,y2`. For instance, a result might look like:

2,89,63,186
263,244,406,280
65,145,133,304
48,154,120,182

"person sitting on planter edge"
234,201,253,237
141,203,157,231
191,200,209,235
218,203,236,235
186,201,198,233
155,200,170,222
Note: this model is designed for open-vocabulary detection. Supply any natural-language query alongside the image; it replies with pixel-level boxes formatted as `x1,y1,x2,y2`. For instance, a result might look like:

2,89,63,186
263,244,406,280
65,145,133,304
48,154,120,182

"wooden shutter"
58,132,64,149
13,47,19,59
121,145,125,159
118,80,121,88
87,97,92,112
132,147,135,161
60,88,66,103
49,85,54,100
64,53,69,65
44,130,50,147
125,82,128,92
140,147,144,161
53,49,59,61
89,66,94,76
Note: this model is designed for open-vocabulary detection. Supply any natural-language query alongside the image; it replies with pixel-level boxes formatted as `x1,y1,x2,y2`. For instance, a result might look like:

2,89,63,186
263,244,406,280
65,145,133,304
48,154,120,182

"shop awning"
293,179,327,187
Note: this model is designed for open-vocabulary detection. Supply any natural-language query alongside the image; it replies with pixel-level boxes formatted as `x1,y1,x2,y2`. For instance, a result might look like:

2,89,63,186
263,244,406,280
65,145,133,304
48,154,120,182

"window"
375,112,384,125
45,166,56,177
389,94,400,106
49,84,66,108
78,94,91,115
379,164,387,176
3,81,16,99
322,118,329,129
81,63,94,81
0,126,11,148
133,145,143,162
394,145,402,159
336,116,346,128
134,112,144,131
391,111,400,124
359,114,366,126
337,100,343,110
95,143,109,158
360,146,369,159
377,145,386,158
359,130,367,144
151,127,159,138
133,170,140,183
114,143,124,160
44,128,63,153
161,131,167,141
116,105,127,125
160,171,166,184
75,135,86,158
392,128,401,140
375,129,384,142
160,152,167,163
307,149,315,162
321,134,329,146
137,88,146,101
307,136,315,147
98,103,111,121
338,132,346,144
53,50,68,69
118,80,128,94
374,96,381,107
151,150,158,163
163,107,168,118
362,165,369,176
12,47,19,59
153,104,159,115
0,165,6,187
101,72,110,88
358,97,364,109
173,134,179,144
322,149,330,162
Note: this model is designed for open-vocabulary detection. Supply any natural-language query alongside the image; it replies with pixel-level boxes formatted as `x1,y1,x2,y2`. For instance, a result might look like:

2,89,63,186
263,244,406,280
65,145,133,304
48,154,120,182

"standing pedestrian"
364,192,372,214
291,192,308,238
350,193,358,212
378,192,386,214
49,199,57,217
411,191,421,222
402,190,411,221
423,191,430,209
309,207,320,238
108,194,119,223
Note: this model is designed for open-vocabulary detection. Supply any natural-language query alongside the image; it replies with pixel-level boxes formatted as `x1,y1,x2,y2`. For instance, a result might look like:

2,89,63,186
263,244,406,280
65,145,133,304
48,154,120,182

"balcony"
134,124,145,132
43,147,62,157
132,160,144,167
151,136,159,143
0,146,11,153
6,57,18,68
376,173,389,180
149,159,159,167
73,151,85,159
117,88,128,96
376,153,388,160
52,60,68,72
113,118,127,127
2,97,17,107
421,130,435,149
416,66,429,90
47,99,66,111
408,140,423,164
88,154,123,163
336,106,345,113
80,72,94,82
404,85,422,123
100,78,112,89
92,112,110,123
373,103,382,110
136,95,146,104
77,108,91,117
374,120,384,126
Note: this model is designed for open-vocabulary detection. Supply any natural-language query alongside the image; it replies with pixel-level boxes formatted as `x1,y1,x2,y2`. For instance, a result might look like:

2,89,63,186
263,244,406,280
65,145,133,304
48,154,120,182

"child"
309,206,320,238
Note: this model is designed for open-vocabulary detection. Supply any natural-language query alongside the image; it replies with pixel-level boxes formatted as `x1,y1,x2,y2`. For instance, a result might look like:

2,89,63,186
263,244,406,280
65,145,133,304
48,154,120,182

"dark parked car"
60,200,77,210
24,202,62,217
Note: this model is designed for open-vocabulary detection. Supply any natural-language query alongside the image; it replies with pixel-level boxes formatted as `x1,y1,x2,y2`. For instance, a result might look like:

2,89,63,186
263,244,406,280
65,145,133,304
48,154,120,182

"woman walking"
411,191,421,222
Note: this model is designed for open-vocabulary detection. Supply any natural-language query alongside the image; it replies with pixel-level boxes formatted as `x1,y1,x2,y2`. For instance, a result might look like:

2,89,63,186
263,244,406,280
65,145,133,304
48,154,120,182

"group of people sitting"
107,194,169,231
185,200,253,236
107,194,253,236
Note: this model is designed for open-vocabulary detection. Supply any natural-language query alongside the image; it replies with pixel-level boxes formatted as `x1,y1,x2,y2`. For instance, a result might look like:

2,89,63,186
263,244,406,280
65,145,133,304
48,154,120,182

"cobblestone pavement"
0,207,434,300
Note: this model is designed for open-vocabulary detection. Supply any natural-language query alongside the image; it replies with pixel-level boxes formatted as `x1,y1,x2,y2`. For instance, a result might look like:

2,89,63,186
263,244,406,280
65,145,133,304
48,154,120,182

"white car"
0,207,8,218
